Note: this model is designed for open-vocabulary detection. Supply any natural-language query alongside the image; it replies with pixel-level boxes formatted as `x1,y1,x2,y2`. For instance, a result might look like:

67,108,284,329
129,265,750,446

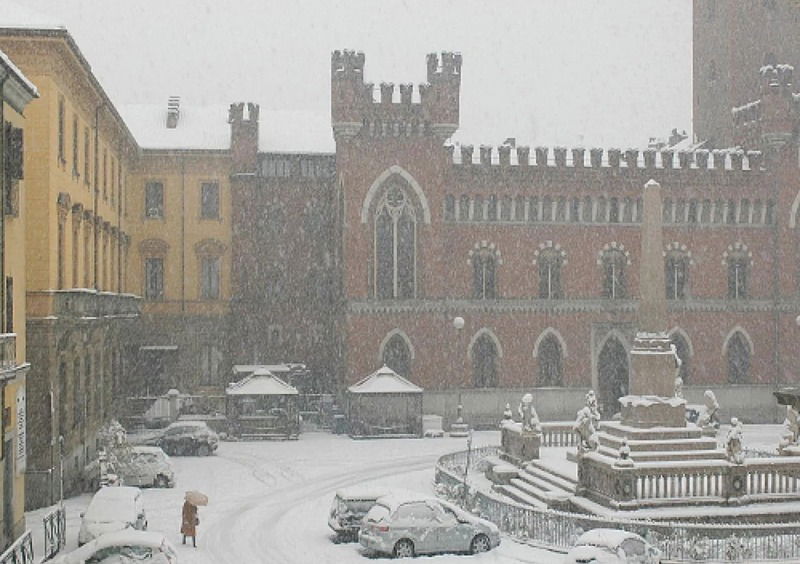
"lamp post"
449,317,470,437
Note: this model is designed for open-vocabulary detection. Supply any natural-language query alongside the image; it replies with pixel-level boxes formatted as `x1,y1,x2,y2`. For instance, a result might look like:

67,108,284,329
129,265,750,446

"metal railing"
436,447,800,562
42,505,66,560
0,530,33,564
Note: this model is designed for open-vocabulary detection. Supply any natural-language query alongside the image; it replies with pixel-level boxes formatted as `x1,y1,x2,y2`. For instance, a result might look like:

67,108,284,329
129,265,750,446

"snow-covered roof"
0,47,38,114
348,366,423,394
232,363,306,376
0,2,66,31
118,103,334,153
226,370,299,396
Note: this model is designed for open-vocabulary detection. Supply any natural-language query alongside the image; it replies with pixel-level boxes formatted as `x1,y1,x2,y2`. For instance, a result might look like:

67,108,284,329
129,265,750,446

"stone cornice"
346,298,796,316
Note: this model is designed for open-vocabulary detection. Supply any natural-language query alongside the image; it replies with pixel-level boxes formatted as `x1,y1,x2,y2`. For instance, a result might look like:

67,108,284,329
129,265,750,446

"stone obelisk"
620,179,685,427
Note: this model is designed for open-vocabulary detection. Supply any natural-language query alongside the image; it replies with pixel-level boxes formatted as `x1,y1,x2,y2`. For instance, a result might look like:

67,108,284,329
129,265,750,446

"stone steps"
596,445,727,462
492,484,549,509
598,434,719,453
599,421,705,441
524,461,578,493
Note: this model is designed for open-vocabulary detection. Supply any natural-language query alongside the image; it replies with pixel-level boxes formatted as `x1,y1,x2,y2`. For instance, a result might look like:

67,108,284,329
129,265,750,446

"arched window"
537,335,563,387
727,332,751,384
665,248,690,300
375,182,417,299
444,195,455,221
500,196,512,221
725,243,751,300
472,334,498,388
471,244,498,299
609,197,619,223
535,245,565,299
670,332,691,384
542,196,553,222
487,195,498,221
473,195,484,221
583,197,593,223
514,196,525,221
663,199,673,223
382,333,412,377
458,195,470,221
529,197,540,222
598,336,628,418
600,247,628,299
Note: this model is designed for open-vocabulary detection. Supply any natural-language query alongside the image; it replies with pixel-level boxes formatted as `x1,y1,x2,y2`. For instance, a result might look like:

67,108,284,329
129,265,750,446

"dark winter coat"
181,501,198,537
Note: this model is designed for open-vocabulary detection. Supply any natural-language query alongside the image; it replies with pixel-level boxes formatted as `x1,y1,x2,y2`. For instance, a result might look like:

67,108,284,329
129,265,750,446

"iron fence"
42,504,66,560
0,530,33,564
436,448,800,562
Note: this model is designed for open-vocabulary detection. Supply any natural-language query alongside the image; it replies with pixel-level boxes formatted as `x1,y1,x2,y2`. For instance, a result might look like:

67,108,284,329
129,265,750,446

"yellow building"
0,48,36,549
0,28,141,507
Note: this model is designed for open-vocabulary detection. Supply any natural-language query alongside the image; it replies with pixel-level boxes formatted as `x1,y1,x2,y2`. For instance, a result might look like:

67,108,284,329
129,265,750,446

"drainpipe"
180,155,186,312
93,103,106,291
0,74,7,333
117,140,122,294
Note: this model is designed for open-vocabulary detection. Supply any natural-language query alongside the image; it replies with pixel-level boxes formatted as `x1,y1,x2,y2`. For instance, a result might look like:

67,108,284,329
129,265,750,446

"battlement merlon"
331,50,461,141
450,144,764,173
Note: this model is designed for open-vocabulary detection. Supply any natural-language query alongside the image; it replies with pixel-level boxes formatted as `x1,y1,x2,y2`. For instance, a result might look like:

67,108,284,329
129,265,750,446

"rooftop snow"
0,48,37,96
119,103,334,153
226,371,299,396
348,365,423,394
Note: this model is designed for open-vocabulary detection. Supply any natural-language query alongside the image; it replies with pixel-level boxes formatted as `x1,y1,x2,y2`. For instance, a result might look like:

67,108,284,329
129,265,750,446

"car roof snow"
576,528,642,548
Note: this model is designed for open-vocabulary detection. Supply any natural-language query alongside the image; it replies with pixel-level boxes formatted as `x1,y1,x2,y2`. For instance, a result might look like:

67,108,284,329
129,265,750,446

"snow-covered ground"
24,424,789,564
26,431,564,564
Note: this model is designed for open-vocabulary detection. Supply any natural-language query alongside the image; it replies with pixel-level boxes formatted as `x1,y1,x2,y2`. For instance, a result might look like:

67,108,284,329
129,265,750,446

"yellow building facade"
0,29,141,508
0,48,36,549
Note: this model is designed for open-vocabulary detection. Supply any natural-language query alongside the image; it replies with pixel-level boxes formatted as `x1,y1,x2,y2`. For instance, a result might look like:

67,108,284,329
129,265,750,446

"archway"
598,337,629,417
537,335,563,387
382,333,412,378
472,334,498,388
726,331,751,384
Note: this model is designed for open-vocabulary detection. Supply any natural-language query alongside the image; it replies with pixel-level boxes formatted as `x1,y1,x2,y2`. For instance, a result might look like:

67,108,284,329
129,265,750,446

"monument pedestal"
500,422,541,465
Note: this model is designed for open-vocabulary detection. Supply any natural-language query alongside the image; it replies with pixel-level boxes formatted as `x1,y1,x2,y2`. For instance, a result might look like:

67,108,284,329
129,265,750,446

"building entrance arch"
597,336,629,418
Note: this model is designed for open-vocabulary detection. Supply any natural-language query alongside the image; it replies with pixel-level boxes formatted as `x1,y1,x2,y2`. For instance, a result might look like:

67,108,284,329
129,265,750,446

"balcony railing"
0,334,15,371
28,289,141,319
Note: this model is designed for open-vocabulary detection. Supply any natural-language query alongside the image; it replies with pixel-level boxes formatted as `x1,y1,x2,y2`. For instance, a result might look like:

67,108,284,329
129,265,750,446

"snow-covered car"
358,494,500,557
147,421,219,456
328,487,387,542
120,446,175,488
563,528,662,564
51,530,177,564
78,486,148,546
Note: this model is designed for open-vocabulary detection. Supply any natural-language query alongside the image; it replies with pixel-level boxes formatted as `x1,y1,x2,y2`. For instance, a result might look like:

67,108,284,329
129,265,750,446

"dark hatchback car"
147,421,219,456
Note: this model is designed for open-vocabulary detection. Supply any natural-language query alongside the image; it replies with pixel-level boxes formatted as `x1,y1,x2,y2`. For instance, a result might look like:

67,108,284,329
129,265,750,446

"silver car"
563,528,662,564
358,494,500,558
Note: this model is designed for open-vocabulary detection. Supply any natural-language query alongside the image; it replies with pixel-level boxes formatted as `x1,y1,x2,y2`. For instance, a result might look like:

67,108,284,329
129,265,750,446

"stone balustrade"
540,421,578,447
579,453,800,509
27,289,141,319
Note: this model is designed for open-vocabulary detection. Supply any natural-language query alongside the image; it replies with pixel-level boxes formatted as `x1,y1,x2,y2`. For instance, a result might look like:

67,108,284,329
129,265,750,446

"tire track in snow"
202,453,440,564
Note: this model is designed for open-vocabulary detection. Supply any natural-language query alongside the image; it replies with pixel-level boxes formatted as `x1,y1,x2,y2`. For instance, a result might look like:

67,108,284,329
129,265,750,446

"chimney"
166,96,180,129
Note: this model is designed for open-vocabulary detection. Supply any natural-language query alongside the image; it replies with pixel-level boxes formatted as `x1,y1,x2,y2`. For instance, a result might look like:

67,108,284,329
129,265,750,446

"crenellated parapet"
331,49,461,141
229,101,260,174
733,64,798,151
449,143,763,173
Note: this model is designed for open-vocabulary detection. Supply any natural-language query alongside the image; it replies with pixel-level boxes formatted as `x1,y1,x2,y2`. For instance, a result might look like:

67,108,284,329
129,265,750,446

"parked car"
563,528,662,564
52,530,177,564
78,486,148,546
359,494,500,557
147,421,219,456
328,487,387,542
120,446,175,488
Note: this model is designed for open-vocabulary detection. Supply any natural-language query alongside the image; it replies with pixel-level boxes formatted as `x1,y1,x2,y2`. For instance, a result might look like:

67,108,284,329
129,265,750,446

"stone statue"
614,438,634,468
517,393,541,433
674,376,684,399
725,417,745,464
573,406,598,453
501,403,514,425
779,405,800,453
585,390,601,429
697,390,720,431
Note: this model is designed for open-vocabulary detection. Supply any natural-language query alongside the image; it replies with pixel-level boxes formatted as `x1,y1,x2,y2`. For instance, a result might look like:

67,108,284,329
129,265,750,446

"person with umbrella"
181,491,208,547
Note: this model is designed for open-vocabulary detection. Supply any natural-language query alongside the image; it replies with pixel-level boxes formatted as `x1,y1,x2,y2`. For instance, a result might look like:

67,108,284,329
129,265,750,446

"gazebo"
226,368,300,439
346,366,423,438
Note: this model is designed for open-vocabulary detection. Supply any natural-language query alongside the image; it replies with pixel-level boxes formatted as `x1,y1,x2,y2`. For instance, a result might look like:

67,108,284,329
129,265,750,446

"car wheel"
162,443,174,456
154,475,169,488
195,443,211,456
393,539,415,558
470,533,491,554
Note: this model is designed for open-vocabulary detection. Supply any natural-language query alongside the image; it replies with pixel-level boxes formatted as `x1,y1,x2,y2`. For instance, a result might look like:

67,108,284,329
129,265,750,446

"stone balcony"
27,289,141,319
0,333,28,381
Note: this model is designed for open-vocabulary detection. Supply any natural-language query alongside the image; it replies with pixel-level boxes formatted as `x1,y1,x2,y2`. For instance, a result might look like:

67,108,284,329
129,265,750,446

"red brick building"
317,50,800,423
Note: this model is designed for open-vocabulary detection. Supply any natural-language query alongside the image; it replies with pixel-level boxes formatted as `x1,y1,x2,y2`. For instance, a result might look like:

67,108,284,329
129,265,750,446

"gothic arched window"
375,183,417,299
725,243,751,300
382,333,412,378
537,334,563,387
727,332,751,384
470,244,499,299
535,246,565,299
472,334,498,388
600,247,628,299
665,249,690,300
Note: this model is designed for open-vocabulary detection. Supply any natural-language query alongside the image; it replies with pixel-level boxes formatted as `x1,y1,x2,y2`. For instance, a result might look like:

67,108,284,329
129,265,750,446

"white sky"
19,0,692,149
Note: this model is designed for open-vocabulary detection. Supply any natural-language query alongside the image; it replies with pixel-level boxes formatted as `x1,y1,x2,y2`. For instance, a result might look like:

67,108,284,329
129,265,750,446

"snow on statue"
517,393,541,433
